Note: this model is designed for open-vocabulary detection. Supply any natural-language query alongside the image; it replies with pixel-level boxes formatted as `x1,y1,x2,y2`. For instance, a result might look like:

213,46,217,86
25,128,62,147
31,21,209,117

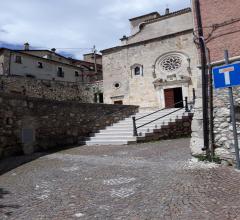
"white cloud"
0,0,190,59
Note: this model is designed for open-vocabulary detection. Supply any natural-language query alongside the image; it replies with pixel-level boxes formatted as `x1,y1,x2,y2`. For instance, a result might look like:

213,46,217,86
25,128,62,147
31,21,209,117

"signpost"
212,50,240,169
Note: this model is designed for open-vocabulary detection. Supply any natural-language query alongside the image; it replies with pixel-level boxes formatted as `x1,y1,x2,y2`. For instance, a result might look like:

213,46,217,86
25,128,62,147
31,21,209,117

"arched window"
131,64,143,77
134,66,141,75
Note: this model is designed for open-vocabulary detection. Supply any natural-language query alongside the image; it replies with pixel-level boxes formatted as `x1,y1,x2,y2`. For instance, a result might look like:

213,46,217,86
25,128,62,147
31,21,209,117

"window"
57,67,64,77
99,93,103,103
94,93,98,103
94,93,104,103
15,55,22,64
113,82,121,89
75,71,79,77
134,66,141,75
26,74,35,78
37,62,43,68
131,64,143,77
160,55,182,73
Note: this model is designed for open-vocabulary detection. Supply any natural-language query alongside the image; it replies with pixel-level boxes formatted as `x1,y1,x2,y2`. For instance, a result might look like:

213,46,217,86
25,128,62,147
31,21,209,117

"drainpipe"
207,48,215,160
194,0,210,158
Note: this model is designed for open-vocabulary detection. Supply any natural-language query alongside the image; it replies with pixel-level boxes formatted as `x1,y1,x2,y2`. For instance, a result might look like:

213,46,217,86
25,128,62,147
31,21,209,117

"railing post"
193,88,196,105
185,97,189,112
132,116,138,136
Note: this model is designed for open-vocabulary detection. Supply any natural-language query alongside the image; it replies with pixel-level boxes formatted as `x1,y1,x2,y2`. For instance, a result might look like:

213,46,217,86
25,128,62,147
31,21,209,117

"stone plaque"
21,128,35,144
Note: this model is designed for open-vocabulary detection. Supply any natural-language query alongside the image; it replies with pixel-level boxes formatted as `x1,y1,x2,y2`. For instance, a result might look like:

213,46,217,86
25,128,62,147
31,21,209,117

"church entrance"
164,87,183,108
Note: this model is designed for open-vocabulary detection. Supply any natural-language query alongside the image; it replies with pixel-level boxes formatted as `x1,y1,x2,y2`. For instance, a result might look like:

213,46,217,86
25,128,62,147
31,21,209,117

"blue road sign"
213,62,240,89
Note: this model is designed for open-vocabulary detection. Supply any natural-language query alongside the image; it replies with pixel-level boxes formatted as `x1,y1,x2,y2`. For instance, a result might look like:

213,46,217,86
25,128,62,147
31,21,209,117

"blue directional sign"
213,62,240,89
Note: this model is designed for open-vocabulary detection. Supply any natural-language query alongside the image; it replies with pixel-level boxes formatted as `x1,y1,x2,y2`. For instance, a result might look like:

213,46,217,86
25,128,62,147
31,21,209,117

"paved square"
1,138,240,219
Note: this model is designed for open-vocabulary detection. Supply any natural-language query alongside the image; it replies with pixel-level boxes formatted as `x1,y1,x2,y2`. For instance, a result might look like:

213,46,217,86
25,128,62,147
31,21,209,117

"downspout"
206,48,215,160
194,0,210,157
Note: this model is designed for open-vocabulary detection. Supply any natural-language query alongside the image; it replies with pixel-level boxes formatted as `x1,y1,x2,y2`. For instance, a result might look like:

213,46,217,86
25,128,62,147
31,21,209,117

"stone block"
190,137,204,156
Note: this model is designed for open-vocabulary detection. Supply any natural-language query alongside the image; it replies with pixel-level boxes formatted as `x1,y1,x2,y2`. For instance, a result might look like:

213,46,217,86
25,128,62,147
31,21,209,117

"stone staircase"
85,108,193,146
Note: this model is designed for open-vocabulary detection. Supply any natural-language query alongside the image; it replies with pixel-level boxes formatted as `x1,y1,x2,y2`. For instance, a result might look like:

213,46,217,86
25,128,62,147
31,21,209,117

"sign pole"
224,50,240,169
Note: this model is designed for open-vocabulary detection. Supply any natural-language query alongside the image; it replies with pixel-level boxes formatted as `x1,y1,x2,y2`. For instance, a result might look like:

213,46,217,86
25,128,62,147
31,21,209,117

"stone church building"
101,8,199,110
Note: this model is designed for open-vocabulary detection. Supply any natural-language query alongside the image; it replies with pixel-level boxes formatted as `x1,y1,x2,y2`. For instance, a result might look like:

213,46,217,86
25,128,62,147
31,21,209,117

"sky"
0,0,190,59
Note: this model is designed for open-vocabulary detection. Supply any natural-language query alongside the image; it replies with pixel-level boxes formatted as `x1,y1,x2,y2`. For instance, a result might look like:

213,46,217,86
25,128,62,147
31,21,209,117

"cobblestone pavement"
1,138,240,220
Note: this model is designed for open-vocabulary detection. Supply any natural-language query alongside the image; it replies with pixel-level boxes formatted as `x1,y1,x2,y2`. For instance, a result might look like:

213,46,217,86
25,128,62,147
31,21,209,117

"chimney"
51,48,56,53
165,8,170,15
24,42,30,50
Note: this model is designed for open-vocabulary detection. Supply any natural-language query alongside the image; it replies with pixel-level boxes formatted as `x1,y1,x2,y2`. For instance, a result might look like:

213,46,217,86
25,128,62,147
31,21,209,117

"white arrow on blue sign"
213,62,240,89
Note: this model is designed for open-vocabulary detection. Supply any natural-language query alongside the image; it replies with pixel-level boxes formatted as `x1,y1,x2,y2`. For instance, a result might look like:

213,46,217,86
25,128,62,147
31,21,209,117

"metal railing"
132,97,191,136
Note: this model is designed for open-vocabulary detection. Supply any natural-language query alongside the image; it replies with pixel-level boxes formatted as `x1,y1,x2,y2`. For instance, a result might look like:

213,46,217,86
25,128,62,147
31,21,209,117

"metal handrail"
135,99,186,121
137,107,183,130
132,97,190,136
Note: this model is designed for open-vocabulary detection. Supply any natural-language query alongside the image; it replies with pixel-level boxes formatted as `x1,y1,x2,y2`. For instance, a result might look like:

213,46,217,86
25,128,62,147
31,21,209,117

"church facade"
101,8,200,110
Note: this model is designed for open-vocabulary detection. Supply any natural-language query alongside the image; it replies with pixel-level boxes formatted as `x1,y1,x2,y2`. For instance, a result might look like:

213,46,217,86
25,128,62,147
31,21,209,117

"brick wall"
191,0,240,163
0,76,103,103
199,0,240,61
0,93,138,158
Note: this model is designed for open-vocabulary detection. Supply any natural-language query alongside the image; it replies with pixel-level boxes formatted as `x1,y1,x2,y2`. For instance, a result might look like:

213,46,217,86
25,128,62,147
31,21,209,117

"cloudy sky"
0,0,190,59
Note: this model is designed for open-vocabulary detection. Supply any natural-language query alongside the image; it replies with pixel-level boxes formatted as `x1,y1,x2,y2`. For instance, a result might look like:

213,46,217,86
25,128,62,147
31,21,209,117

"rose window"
160,55,183,73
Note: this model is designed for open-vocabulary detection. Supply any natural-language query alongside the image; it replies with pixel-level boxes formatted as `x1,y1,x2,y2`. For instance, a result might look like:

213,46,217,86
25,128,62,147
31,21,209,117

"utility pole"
224,50,240,169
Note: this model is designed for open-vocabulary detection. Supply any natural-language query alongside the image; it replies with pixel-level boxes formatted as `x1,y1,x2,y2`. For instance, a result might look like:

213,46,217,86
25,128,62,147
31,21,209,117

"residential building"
0,44,103,83
70,57,103,82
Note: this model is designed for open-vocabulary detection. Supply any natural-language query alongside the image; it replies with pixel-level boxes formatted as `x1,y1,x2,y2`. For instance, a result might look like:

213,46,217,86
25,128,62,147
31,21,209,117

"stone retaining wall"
141,114,193,142
212,88,240,163
0,76,103,103
191,84,240,164
0,93,138,158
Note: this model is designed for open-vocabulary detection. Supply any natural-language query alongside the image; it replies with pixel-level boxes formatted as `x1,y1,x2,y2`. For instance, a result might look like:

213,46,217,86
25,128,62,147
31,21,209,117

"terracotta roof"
17,49,70,61
0,47,88,70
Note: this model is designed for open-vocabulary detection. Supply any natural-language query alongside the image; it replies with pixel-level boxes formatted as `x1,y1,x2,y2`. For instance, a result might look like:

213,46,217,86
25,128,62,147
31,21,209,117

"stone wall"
140,114,193,142
191,83,240,164
211,88,240,163
0,93,138,158
127,9,193,45
0,76,103,103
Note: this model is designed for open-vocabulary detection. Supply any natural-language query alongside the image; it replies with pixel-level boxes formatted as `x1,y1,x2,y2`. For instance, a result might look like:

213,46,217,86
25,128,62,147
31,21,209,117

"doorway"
164,87,183,108
94,93,104,103
114,100,123,105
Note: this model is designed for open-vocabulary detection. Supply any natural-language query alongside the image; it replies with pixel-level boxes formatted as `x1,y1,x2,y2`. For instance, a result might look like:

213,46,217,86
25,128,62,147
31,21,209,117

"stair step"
89,136,136,141
83,108,192,146
85,140,137,146
91,132,133,137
